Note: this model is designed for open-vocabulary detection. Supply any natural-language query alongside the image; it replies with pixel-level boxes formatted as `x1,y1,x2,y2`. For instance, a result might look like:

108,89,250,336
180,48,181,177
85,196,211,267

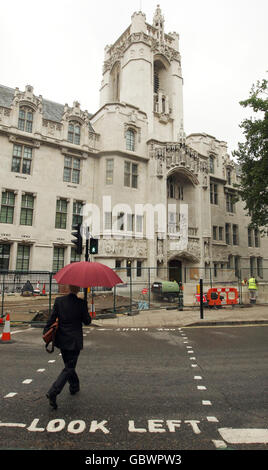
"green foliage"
233,78,268,230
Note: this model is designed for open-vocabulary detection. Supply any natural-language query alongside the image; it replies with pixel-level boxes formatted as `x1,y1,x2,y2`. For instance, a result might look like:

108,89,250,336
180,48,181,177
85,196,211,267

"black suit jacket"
43,293,91,351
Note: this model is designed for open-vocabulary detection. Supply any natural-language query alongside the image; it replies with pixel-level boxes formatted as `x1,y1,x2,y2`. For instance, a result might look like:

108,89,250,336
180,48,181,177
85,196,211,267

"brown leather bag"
43,320,58,353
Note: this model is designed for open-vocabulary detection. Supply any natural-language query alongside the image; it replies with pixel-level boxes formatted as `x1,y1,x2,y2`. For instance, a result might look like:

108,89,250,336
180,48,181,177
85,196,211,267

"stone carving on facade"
0,107,11,119
102,238,147,258
150,141,208,181
187,238,201,261
12,85,43,112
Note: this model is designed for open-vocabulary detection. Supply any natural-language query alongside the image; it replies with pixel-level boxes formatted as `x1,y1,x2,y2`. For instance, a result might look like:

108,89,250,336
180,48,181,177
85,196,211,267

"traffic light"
89,238,98,254
71,223,82,255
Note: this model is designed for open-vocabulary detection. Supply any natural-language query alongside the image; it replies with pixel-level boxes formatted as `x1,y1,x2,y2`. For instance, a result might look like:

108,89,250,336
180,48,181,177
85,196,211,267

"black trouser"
48,349,80,396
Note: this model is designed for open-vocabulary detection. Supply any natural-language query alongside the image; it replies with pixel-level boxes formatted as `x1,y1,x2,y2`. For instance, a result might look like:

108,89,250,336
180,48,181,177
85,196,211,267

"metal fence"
1,266,268,323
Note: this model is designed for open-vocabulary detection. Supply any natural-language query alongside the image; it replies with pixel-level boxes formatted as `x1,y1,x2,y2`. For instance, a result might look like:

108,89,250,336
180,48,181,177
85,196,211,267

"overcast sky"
0,0,267,156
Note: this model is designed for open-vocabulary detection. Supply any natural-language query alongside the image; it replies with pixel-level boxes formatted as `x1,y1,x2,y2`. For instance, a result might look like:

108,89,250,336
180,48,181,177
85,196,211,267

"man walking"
43,285,91,409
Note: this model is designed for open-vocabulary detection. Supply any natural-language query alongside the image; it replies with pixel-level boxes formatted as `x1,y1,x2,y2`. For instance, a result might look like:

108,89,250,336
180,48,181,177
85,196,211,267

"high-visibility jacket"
248,278,257,290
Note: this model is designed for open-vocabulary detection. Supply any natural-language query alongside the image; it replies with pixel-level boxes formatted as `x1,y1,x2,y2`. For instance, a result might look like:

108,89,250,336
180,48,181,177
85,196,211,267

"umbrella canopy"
54,261,123,288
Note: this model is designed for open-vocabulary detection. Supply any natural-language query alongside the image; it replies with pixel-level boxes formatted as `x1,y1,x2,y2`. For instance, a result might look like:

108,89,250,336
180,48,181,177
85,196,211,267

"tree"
233,77,268,231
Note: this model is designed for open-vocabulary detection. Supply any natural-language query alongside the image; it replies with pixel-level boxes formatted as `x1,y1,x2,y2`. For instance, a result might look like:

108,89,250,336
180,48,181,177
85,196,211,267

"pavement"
2,303,268,329
90,304,268,328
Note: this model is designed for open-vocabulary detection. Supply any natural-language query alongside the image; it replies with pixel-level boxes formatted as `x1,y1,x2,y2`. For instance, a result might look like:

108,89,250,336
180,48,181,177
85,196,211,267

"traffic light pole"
84,227,90,304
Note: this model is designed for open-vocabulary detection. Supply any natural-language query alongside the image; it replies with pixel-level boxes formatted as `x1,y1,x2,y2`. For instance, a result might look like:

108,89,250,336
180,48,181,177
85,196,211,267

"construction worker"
248,276,258,303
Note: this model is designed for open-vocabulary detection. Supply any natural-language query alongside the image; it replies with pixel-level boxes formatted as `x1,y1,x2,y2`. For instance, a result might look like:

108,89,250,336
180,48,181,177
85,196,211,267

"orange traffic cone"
0,314,13,343
42,283,46,295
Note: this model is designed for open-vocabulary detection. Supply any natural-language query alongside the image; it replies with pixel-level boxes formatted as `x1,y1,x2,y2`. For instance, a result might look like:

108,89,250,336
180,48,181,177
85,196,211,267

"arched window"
209,155,214,174
18,107,33,133
68,122,81,145
126,128,135,151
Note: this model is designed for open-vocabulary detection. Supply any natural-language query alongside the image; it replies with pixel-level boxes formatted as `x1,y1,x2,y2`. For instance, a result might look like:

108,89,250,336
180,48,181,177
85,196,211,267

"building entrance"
169,259,182,283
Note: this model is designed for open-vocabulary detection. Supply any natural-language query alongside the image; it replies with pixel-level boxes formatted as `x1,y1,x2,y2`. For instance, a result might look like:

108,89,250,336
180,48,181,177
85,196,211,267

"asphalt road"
0,324,267,455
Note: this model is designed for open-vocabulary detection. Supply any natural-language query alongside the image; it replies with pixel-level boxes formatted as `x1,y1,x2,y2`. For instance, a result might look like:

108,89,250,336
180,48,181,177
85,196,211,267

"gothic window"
55,198,68,229
124,161,138,188
20,194,34,226
210,183,218,204
106,159,114,184
68,122,81,145
154,69,159,94
63,156,80,184
226,192,235,213
167,177,174,198
11,144,32,175
53,247,65,271
72,201,83,226
16,245,30,271
0,244,10,271
209,156,214,174
18,107,33,132
126,129,135,151
227,168,232,185
0,191,15,224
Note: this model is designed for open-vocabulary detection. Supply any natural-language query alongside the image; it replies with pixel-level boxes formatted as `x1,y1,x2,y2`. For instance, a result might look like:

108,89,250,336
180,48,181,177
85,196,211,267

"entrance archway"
168,259,182,283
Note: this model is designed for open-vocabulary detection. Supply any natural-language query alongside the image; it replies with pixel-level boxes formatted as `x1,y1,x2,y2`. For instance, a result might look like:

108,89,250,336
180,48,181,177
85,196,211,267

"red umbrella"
54,261,123,288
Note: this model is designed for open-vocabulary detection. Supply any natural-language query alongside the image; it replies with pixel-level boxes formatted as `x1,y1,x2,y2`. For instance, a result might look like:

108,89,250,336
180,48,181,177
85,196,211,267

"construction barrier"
207,287,239,306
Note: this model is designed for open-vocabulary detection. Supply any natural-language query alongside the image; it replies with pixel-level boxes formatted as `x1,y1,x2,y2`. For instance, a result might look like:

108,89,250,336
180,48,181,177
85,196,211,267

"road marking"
0,422,26,428
37,368,45,372
212,439,227,449
4,392,17,398
48,360,55,363
22,379,32,384
207,416,219,423
194,376,202,380
218,428,268,444
197,386,207,390
202,400,212,405
191,364,198,368
10,328,34,335
189,357,196,360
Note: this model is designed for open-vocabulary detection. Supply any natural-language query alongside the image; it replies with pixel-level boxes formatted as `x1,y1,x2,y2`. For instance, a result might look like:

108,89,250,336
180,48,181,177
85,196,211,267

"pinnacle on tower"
153,4,165,43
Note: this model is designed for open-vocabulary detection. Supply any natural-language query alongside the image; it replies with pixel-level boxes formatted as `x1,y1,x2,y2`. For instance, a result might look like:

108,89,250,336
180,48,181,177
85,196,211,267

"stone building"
0,6,267,291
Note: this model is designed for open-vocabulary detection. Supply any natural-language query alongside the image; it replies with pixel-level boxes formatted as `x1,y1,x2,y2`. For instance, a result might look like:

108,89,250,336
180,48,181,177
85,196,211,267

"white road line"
11,328,34,335
212,439,227,449
37,369,45,372
207,416,219,423
4,392,17,398
0,422,26,428
191,364,198,368
202,400,212,405
22,379,32,384
218,428,268,444
48,360,55,363
197,386,207,390
194,376,202,380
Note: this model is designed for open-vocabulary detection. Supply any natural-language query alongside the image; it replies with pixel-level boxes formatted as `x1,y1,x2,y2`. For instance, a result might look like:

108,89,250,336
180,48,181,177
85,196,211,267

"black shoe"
69,387,80,395
46,393,57,409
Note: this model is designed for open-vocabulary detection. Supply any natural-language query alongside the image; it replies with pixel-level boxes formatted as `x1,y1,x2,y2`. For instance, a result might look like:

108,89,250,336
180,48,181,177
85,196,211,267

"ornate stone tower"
100,5,184,141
